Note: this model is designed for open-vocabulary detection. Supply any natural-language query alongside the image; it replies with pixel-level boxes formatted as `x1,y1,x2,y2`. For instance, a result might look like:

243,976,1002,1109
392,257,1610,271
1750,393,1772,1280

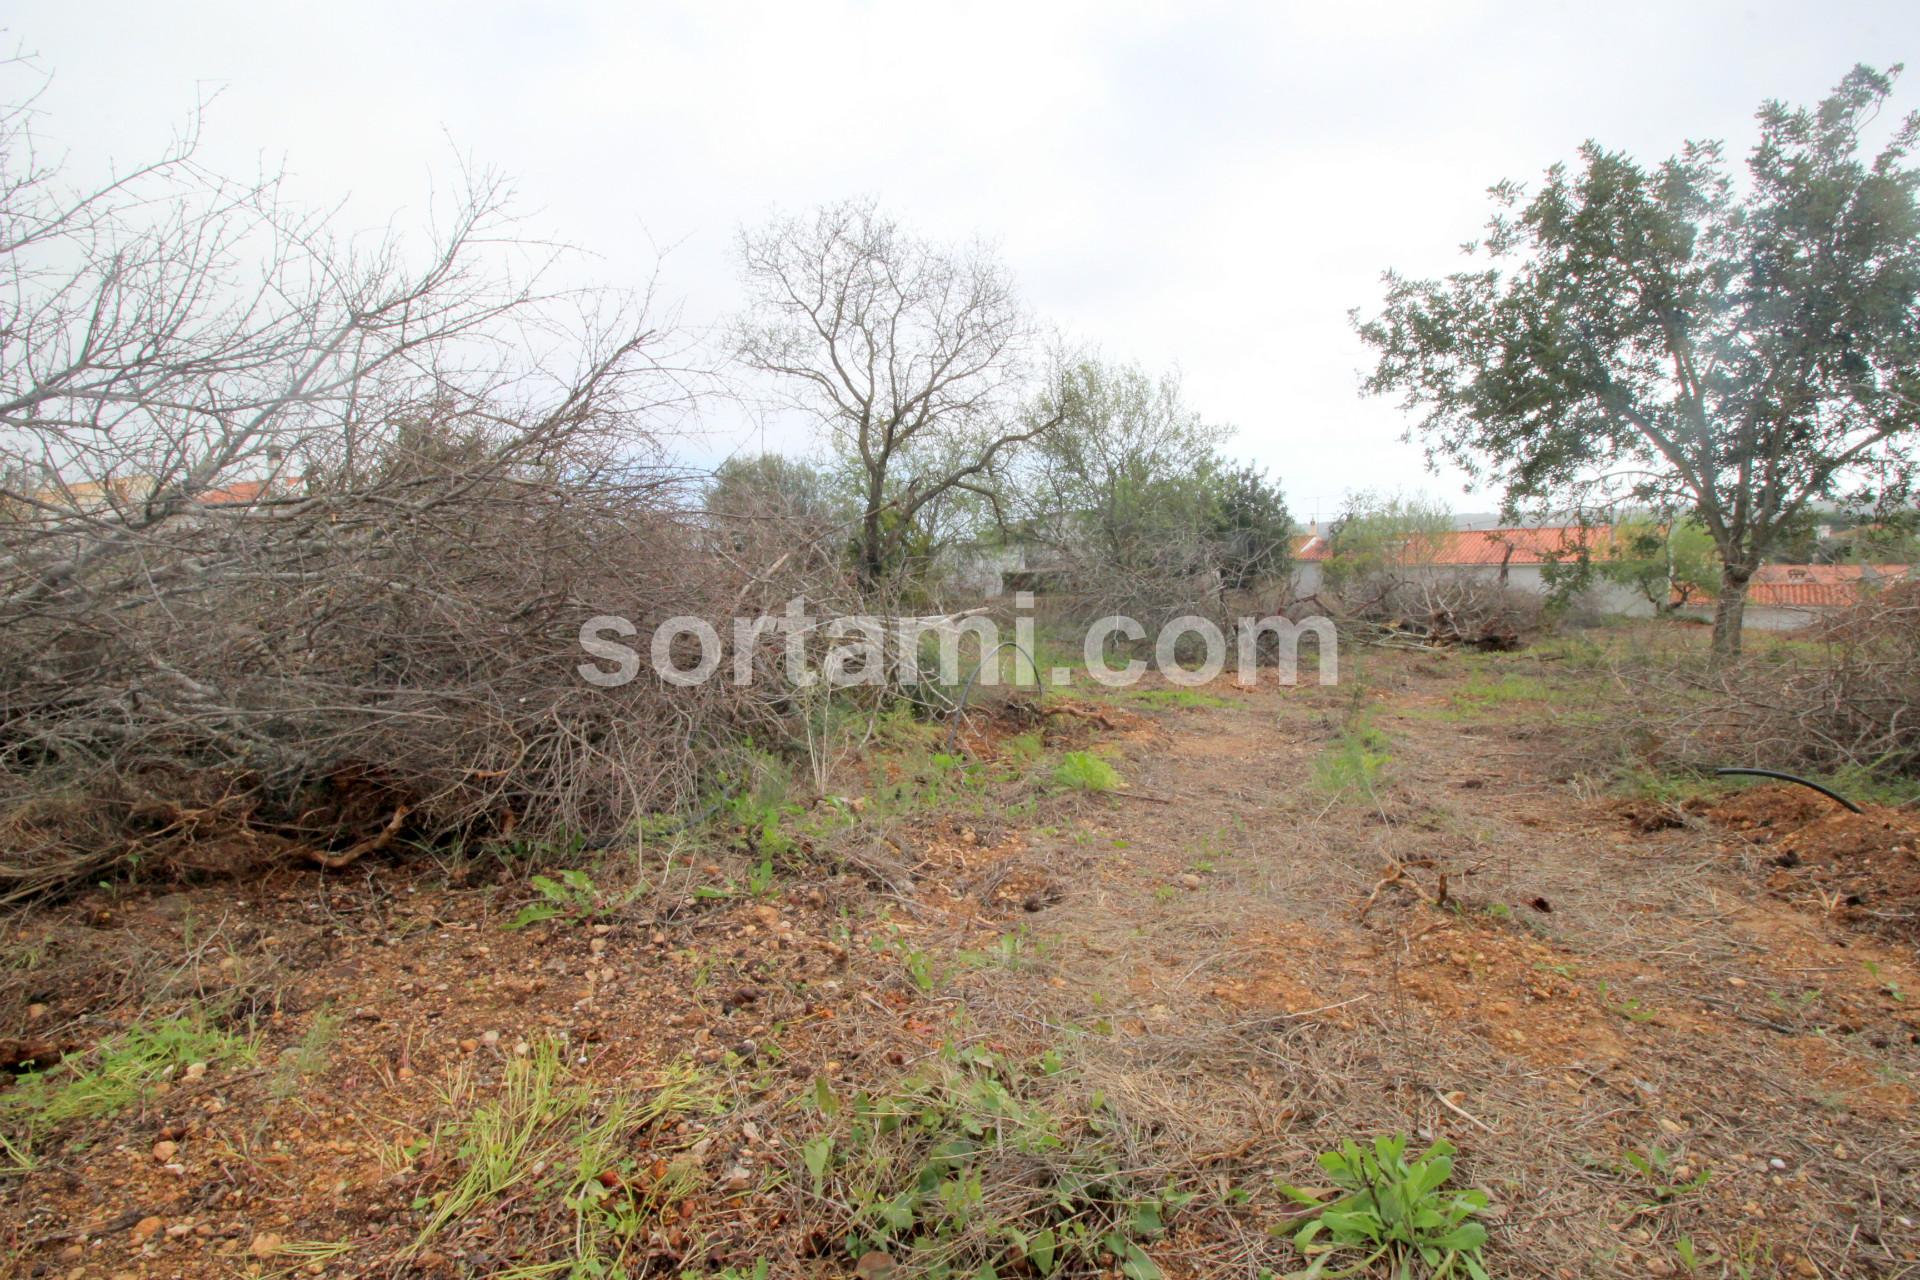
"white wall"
1287,561,1653,617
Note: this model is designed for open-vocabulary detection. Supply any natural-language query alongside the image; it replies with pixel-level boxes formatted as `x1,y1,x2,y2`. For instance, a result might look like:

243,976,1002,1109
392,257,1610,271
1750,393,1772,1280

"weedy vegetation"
792,1042,1188,1279
1275,1135,1491,1280
410,1040,727,1272
1052,751,1122,794
1,1008,257,1137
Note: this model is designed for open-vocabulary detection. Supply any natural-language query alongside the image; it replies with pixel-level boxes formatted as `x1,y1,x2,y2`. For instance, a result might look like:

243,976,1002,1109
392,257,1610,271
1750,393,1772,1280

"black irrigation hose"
945,640,1043,757
1713,767,1863,814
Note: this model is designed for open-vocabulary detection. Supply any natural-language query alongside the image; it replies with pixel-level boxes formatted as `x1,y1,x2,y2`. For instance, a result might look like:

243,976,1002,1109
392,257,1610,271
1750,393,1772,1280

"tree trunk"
857,505,885,594
1710,562,1754,661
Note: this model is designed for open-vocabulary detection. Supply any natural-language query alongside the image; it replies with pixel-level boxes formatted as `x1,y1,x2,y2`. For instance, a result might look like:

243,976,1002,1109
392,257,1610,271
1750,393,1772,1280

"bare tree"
735,199,1067,592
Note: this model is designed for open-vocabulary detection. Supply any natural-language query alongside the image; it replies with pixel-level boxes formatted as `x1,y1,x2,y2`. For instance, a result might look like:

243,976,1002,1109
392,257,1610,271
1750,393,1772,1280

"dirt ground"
4,639,1919,1278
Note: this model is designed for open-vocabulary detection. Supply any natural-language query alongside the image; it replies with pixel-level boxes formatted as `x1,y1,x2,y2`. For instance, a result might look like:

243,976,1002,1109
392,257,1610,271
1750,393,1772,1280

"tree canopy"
1356,64,1920,656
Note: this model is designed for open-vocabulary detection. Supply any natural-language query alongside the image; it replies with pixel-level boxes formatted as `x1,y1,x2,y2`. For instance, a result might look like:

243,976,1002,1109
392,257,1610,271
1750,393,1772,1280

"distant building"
1678,563,1912,630
1290,524,1652,616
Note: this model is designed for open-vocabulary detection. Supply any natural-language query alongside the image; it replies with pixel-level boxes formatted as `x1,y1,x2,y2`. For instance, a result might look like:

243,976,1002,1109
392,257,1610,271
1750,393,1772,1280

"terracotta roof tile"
1293,525,1612,565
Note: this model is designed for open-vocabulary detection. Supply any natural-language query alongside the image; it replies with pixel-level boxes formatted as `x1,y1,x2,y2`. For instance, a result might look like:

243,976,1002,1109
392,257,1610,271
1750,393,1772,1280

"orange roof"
34,475,292,510
1746,564,1909,607
196,479,275,506
1294,525,1614,566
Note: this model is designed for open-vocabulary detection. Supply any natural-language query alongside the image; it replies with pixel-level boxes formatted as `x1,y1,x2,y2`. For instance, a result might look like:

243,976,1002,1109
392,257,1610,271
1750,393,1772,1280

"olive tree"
1356,65,1920,657
1015,357,1291,620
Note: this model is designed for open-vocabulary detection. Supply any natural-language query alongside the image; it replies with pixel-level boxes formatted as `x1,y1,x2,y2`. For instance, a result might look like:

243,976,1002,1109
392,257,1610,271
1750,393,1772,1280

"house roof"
1293,525,1614,566
33,475,290,511
1746,563,1911,608
196,479,277,506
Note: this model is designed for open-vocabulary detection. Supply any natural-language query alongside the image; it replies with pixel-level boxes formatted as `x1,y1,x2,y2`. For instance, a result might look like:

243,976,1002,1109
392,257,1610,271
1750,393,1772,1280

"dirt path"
4,646,1919,1278
1037,656,1920,1277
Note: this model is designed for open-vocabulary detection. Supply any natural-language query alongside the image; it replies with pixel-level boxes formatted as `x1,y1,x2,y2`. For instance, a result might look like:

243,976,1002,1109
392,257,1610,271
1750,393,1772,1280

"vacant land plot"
3,634,1918,1278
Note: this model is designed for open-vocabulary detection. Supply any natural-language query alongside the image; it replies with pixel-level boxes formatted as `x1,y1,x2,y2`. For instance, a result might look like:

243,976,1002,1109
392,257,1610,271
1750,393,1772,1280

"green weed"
1126,689,1230,711
1276,1134,1490,1279
798,1042,1183,1279
1618,1145,1711,1205
1313,720,1391,802
504,867,629,930
272,1007,342,1099
1595,980,1659,1024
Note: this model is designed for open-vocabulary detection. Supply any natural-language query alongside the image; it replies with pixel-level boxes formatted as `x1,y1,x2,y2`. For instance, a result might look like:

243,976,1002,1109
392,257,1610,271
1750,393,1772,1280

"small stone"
183,1061,207,1081
25,1002,48,1021
722,1163,752,1192
1769,1156,1788,1170
459,1038,478,1053
752,905,781,927
513,1041,530,1057
131,1215,164,1243
588,938,607,956
152,1140,178,1162
249,1232,285,1258
481,1030,502,1047
1178,873,1202,890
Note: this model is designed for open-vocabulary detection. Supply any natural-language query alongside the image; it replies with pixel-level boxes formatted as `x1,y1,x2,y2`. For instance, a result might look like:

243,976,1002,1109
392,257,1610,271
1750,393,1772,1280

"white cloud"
7,0,1910,514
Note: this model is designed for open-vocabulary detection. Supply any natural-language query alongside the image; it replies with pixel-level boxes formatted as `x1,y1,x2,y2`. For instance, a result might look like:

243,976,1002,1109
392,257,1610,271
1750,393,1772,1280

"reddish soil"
4,646,1919,1278
1707,786,1920,939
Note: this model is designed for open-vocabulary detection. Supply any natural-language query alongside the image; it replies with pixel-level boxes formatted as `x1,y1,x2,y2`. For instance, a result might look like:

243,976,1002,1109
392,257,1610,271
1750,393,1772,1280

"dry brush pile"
0,89,829,900
1306,573,1550,652
1663,579,1920,783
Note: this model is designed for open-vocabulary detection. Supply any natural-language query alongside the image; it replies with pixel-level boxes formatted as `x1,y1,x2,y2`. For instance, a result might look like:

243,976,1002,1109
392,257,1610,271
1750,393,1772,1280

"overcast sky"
8,1,1913,521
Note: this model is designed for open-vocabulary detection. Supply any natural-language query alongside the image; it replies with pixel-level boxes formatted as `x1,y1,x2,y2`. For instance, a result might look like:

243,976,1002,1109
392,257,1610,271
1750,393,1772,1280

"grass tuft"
1053,751,1122,793
1,1008,257,1134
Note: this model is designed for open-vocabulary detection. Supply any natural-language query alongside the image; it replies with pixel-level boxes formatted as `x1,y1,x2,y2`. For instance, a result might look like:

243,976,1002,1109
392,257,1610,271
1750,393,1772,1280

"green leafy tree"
1597,516,1720,611
1320,492,1455,596
1204,461,1294,591
1357,65,1920,657
1022,357,1228,575
1837,516,1920,564
1016,357,1292,612
705,453,844,528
